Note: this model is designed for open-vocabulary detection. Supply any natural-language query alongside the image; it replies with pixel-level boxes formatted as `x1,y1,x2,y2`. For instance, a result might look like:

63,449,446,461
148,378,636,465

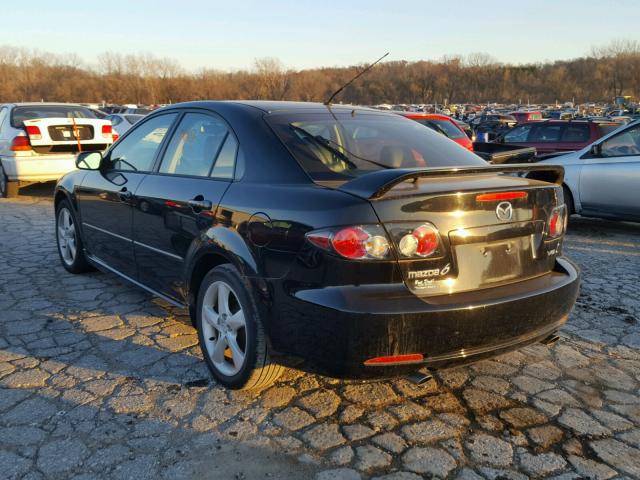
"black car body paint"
55,101,580,379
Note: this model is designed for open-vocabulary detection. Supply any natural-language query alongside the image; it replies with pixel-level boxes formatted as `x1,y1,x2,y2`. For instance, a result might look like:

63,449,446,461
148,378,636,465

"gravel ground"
1,184,639,480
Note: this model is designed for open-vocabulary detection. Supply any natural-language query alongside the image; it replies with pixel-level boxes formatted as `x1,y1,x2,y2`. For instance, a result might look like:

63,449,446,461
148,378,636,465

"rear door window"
211,134,238,179
598,124,620,137
158,112,234,178
503,124,533,142
561,124,589,142
528,124,562,142
0,107,7,129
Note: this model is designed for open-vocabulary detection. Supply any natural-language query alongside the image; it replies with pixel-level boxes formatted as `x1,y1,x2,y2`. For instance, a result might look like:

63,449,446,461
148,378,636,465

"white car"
536,119,640,222
0,103,115,197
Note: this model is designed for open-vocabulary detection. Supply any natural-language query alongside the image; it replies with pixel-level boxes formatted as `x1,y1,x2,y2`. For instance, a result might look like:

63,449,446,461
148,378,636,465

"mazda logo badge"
495,201,513,221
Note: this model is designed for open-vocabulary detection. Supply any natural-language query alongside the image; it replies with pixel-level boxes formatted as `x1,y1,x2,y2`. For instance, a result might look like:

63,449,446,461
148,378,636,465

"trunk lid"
338,166,565,296
23,117,113,153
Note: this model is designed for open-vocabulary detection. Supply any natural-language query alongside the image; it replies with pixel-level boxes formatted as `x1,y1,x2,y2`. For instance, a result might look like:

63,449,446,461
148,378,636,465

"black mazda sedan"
54,101,579,389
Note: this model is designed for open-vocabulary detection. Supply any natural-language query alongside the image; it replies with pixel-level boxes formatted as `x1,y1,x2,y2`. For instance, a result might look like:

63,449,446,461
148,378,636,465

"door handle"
188,197,212,211
119,187,133,202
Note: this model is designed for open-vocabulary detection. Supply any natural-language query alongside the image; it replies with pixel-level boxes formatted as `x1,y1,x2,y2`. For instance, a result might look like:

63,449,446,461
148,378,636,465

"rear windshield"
412,118,466,139
266,112,485,181
11,105,97,127
598,123,621,137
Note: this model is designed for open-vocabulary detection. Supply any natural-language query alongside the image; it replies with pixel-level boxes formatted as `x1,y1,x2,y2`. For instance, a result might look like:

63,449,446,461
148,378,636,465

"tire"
196,264,284,390
0,163,18,198
55,199,93,274
562,185,575,216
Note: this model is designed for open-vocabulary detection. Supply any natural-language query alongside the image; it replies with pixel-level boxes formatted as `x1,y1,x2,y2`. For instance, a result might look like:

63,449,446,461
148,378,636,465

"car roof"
395,112,453,121
517,119,617,125
159,100,391,116
8,102,88,107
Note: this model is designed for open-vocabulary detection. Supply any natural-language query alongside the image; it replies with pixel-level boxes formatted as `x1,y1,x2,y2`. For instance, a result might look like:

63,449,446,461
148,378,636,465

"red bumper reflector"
476,191,528,202
364,353,424,366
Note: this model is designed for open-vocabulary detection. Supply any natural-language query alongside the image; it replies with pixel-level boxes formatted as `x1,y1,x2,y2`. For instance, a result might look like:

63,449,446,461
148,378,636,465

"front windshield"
266,111,485,181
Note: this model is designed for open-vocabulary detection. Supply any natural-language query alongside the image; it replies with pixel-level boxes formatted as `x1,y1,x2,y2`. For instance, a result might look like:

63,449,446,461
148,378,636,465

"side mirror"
76,151,103,170
590,144,601,157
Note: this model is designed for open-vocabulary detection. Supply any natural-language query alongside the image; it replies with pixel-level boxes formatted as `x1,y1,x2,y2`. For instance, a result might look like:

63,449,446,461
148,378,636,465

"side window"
109,114,177,172
159,113,228,177
561,124,589,142
503,125,532,142
529,124,562,142
108,115,122,126
0,107,7,129
211,134,238,179
601,124,640,157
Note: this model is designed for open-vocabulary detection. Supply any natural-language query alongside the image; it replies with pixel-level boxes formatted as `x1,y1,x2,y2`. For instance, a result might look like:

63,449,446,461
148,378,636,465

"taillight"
10,135,31,151
306,225,391,260
112,133,119,143
476,191,527,202
390,223,442,258
25,125,42,141
102,124,113,139
548,205,567,238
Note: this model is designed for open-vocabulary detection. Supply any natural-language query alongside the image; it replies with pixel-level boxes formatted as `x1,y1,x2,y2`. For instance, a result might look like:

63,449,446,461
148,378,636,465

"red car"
499,120,620,154
510,111,543,123
398,112,474,151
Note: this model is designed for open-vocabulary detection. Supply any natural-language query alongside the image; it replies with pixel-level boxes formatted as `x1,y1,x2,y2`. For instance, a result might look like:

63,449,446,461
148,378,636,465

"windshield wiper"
290,125,391,170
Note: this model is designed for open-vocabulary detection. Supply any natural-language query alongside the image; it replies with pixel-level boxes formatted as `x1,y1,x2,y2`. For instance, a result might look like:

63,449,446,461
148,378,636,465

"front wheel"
55,199,93,273
196,264,283,390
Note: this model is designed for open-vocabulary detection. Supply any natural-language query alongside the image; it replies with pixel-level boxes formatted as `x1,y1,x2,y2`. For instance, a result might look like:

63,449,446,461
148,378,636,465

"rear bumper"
268,257,580,378
0,154,77,182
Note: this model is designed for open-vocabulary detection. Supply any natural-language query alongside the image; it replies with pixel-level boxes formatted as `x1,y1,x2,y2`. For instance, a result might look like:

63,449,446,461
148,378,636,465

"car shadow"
568,215,640,235
0,385,319,479
2,308,209,387
15,181,56,198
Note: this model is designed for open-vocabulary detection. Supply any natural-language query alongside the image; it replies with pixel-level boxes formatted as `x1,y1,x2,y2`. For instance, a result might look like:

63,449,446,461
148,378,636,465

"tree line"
1,40,639,106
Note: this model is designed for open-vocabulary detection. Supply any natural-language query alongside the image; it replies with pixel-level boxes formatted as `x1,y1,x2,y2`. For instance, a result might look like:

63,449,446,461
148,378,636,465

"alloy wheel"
57,207,77,266
201,280,247,376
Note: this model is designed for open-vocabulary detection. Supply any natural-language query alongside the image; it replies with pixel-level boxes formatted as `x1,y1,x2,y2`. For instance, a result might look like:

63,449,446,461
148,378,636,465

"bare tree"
1,41,639,105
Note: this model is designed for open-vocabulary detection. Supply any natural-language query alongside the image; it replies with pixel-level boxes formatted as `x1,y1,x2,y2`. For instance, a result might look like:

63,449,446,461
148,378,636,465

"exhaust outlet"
541,333,561,346
406,370,433,386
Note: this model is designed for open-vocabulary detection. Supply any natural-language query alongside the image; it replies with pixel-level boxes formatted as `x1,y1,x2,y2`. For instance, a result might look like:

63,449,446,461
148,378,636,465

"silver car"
537,120,640,221
104,113,145,139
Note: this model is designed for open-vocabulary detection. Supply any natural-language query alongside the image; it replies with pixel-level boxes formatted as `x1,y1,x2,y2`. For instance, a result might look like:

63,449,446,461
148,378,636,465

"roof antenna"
324,52,389,105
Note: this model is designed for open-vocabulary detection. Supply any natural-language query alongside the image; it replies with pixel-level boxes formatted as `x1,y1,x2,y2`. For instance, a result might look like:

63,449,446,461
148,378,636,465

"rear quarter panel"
215,181,380,280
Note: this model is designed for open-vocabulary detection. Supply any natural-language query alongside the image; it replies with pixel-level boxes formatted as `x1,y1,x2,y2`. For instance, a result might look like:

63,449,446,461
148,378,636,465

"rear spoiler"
337,164,564,200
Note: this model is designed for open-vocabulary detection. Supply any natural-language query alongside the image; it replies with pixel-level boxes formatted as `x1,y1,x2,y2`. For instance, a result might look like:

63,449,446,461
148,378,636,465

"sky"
4,0,640,71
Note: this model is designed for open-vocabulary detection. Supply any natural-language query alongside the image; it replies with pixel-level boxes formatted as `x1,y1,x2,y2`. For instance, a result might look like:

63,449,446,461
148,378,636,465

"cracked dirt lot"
1,184,639,480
